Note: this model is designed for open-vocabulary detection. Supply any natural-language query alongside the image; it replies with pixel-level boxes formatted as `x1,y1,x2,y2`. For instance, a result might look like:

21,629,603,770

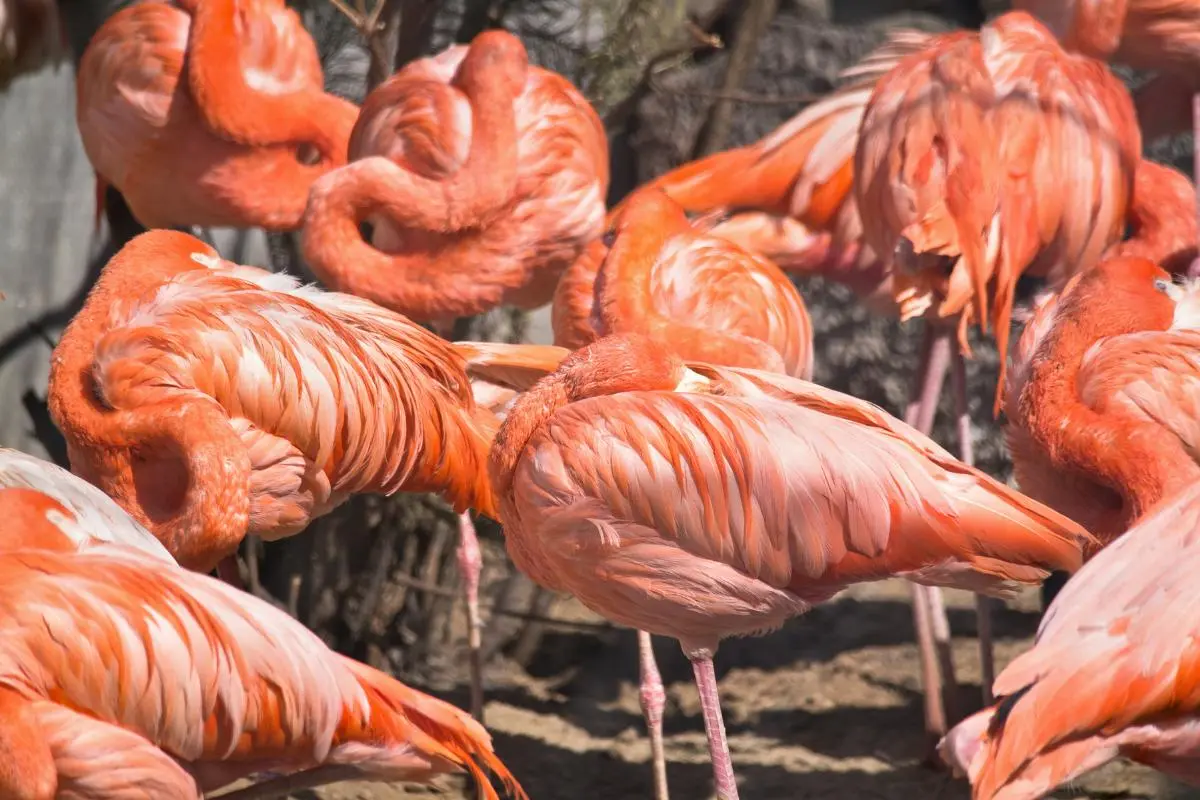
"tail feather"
341,657,528,800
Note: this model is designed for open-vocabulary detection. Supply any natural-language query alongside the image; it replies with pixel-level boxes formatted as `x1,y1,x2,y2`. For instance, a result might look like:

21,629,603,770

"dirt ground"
268,579,1195,800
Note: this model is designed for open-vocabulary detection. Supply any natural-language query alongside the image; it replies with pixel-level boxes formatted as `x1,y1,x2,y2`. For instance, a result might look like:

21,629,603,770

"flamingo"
551,186,812,798
0,447,172,560
46,229,560,720
0,487,526,800
0,0,62,88
488,333,1093,799
1003,254,1200,548
1010,0,1200,226
553,188,813,377
939,482,1200,799
75,0,357,231
618,31,936,311
300,29,608,330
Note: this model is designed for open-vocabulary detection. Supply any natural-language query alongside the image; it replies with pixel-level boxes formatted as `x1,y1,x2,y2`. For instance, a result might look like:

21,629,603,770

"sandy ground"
251,578,1196,800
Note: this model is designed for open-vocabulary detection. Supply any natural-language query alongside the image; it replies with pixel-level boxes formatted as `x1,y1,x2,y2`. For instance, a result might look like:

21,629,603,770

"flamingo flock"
2,0,1200,798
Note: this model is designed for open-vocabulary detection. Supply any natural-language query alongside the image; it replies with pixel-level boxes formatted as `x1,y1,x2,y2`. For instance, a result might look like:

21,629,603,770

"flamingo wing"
1076,327,1200,461
0,449,173,560
89,264,484,505
971,483,1200,798
0,544,522,797
508,376,1090,647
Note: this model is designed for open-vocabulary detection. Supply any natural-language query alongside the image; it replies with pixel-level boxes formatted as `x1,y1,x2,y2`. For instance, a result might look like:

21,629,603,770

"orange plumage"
76,0,357,230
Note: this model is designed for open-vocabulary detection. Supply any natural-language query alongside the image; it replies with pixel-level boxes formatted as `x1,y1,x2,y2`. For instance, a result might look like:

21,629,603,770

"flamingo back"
0,544,524,797
84,258,492,533
503,370,1089,652
966,483,1200,798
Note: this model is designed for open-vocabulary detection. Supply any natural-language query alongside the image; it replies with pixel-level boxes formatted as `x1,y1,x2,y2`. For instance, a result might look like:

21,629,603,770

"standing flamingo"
76,0,357,231
0,487,526,800
940,482,1200,799
489,333,1093,799
852,9,1140,729
46,229,547,720
0,447,172,560
551,186,812,799
300,29,608,329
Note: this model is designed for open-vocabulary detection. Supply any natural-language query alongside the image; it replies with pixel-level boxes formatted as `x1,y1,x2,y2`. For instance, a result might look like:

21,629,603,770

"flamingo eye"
1154,278,1171,294
297,143,322,166
601,230,617,247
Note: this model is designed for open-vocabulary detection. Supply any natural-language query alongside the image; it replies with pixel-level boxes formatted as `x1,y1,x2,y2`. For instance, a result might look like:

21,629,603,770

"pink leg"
903,324,960,750
456,511,485,721
951,348,994,704
1192,93,1200,280
638,631,670,800
687,650,739,800
215,555,244,590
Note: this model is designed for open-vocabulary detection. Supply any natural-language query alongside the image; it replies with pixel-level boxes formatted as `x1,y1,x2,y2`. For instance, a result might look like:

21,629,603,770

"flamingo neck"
47,233,251,569
1015,279,1183,538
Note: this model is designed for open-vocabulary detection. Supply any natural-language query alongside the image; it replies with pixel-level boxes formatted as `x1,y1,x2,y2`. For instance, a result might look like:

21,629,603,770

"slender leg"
903,324,960,749
638,631,670,800
951,348,994,705
456,511,485,722
1192,93,1200,280
215,555,244,590
206,764,361,800
687,650,739,800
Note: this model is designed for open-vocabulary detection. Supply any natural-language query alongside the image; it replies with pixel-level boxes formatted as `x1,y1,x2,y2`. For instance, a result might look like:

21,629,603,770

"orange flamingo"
552,187,812,798
300,30,608,329
553,188,813,377
0,487,525,800
1011,0,1200,225
1004,254,1200,546
939,483,1200,799
46,229,555,720
620,31,935,310
75,0,357,231
489,333,1093,799
0,447,173,559
852,9,1140,731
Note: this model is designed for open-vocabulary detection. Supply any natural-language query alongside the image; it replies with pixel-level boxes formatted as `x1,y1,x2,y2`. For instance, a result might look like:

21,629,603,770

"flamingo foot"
638,631,670,800
456,511,485,722
687,648,739,800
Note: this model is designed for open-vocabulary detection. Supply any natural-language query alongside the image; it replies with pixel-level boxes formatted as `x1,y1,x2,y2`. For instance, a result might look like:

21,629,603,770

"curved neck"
1015,283,1185,534
47,236,251,570
184,0,356,159
594,208,787,372
1109,161,1198,271
489,375,571,505
300,157,517,323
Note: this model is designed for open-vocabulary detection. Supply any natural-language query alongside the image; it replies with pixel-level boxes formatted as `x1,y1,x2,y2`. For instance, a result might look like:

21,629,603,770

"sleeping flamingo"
489,333,1093,799
553,188,813,376
46,229,555,721
300,29,608,330
940,483,1200,799
551,187,812,798
0,486,526,800
75,0,357,231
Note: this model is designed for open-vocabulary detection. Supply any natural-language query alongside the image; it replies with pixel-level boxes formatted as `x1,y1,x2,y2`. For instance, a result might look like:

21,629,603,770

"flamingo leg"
950,346,994,705
638,630,670,800
456,511,485,722
903,323,960,750
687,649,739,800
215,555,244,590
205,764,361,800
